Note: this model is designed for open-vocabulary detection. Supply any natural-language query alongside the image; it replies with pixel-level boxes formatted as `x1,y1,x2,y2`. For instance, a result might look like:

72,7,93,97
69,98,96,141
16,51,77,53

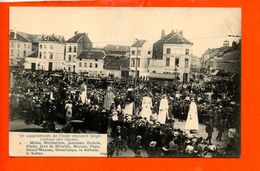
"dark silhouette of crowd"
9,70,240,157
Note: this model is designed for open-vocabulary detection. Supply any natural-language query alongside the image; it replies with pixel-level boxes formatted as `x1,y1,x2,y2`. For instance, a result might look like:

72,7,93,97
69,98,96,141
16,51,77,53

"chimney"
161,29,165,39
179,30,183,36
75,31,78,35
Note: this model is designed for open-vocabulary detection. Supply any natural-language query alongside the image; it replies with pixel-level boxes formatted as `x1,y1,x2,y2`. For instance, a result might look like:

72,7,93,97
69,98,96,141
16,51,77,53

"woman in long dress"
185,98,199,131
140,95,153,120
157,95,169,124
79,82,87,104
103,86,115,110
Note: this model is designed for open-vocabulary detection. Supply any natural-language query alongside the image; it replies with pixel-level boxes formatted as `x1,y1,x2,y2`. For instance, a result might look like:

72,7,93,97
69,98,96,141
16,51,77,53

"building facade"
103,55,129,78
77,50,105,76
9,31,32,68
148,30,193,82
25,35,65,71
129,40,152,78
65,32,92,72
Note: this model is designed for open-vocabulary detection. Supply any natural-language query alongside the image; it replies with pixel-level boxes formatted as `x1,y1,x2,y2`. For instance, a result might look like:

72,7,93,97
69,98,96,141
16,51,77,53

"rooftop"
78,50,105,60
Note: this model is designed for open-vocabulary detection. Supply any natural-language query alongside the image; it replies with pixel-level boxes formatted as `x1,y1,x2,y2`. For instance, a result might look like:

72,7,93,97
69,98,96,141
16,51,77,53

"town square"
9,7,241,157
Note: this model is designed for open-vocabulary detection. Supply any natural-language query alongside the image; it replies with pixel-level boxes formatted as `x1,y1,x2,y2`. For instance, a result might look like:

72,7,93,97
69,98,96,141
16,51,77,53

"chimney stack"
161,29,165,39
75,31,78,35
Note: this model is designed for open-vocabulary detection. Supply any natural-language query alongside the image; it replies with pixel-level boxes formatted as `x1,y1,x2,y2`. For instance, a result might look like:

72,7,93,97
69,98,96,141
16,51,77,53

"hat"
185,145,194,154
149,141,157,147
136,135,142,139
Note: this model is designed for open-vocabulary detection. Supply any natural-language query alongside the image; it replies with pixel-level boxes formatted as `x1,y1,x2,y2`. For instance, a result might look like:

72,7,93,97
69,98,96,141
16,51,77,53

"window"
49,52,53,59
185,49,190,55
39,52,42,58
79,62,82,67
89,63,92,68
64,55,66,60
73,55,76,62
166,58,170,67
11,42,14,47
148,51,151,55
50,45,53,49
44,45,47,49
28,45,30,49
18,44,20,48
44,52,46,59
40,44,42,49
137,50,141,56
17,52,19,57
185,58,189,68
24,44,26,48
152,71,156,73
95,63,98,68
84,62,87,67
68,55,71,61
131,50,135,55
166,48,171,54
131,58,135,67
11,49,13,56
69,46,72,52
95,59,98,62
148,58,150,65
74,46,76,52
23,50,26,57
175,58,179,67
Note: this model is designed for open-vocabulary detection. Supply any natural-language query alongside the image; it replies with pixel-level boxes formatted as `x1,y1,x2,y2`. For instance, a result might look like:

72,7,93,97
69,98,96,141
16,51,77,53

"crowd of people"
9,70,240,157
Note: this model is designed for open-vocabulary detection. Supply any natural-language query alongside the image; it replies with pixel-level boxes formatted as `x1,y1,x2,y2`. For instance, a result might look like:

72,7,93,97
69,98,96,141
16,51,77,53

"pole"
134,39,138,89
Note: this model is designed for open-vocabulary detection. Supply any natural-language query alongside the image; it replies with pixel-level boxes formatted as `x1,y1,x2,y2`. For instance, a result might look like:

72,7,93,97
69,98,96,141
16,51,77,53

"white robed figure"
139,96,153,119
157,95,169,124
185,98,199,131
79,82,87,104
103,86,115,110
123,88,135,116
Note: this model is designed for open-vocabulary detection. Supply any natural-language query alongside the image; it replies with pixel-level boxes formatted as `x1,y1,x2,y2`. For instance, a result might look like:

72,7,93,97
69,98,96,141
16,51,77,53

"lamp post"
134,39,139,90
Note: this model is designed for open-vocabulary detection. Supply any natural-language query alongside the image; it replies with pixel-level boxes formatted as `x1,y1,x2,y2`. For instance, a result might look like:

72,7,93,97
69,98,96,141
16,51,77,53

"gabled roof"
16,31,65,43
155,31,193,45
10,32,30,42
67,33,89,43
104,55,129,70
41,35,64,43
78,50,105,60
105,44,130,52
131,40,146,47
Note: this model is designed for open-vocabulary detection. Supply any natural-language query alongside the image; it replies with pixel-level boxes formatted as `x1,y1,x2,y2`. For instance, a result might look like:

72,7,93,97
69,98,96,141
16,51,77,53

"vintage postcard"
9,7,241,157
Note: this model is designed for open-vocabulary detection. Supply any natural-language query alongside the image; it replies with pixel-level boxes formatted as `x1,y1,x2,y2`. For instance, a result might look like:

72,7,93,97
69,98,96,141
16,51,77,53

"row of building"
10,29,203,82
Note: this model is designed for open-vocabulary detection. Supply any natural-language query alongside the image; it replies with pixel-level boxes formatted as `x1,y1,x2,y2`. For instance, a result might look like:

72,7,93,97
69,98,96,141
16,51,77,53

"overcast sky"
10,7,241,57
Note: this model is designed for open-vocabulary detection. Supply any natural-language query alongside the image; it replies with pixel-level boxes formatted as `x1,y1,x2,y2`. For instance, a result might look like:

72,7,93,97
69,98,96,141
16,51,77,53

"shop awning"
147,73,178,80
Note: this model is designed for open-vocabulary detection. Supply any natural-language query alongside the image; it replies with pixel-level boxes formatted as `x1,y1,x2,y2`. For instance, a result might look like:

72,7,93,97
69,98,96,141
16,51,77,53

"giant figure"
185,98,199,131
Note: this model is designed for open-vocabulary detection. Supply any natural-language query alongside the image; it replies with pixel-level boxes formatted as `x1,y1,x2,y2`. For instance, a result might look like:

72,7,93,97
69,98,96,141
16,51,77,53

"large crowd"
9,70,240,157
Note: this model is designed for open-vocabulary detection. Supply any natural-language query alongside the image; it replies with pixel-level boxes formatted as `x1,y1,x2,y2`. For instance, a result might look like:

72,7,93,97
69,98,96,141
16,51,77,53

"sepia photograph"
9,7,241,157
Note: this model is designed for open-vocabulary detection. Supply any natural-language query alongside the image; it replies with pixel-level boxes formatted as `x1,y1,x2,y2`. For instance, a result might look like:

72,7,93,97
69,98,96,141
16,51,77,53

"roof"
131,40,146,47
41,35,64,43
155,31,193,45
78,50,105,60
27,51,38,58
16,31,65,43
10,32,30,42
105,44,130,52
147,73,178,80
67,33,89,43
104,55,129,70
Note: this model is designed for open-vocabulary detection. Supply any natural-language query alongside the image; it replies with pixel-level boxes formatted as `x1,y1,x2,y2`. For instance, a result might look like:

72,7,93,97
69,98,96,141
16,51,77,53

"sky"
10,7,241,57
